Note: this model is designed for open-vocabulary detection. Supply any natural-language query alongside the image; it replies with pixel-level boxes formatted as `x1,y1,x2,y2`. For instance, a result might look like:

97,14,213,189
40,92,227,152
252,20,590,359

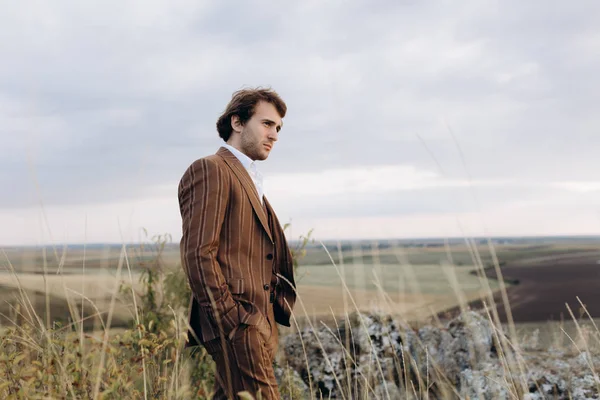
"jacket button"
266,253,273,260
263,284,270,291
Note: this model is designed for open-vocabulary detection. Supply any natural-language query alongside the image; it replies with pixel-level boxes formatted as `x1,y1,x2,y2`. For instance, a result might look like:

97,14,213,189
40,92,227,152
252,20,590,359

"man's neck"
225,140,242,153
226,141,251,157
223,143,255,165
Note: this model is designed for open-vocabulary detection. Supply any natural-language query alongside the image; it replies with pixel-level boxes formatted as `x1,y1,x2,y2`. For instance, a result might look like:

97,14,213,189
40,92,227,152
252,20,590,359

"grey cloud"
275,183,582,219
1,0,600,215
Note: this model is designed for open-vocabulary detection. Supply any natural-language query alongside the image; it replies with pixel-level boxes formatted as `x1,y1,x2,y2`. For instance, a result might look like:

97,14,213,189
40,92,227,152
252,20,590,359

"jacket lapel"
217,147,273,242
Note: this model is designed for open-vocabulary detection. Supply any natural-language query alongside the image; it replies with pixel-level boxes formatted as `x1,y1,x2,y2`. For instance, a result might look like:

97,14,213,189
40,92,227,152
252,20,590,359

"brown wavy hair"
216,87,287,142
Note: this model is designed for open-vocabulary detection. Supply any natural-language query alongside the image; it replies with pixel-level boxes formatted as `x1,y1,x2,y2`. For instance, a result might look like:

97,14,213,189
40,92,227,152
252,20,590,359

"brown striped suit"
178,147,296,399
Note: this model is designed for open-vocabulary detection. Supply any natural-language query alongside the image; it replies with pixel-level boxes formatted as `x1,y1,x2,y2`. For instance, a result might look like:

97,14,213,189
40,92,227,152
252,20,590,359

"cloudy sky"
2,1,600,245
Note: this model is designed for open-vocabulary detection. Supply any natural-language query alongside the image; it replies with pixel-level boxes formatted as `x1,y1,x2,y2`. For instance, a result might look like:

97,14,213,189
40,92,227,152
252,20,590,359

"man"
178,87,296,399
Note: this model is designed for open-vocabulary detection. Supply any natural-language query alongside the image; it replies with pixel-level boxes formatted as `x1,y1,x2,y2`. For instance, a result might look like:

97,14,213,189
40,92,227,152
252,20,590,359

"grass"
1,236,599,399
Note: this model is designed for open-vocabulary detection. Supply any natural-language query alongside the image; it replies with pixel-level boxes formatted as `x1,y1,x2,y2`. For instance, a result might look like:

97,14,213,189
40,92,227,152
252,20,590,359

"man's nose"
268,129,279,142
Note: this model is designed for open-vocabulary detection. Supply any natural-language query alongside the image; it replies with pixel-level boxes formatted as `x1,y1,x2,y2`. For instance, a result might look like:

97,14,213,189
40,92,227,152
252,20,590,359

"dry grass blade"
318,241,390,400
288,302,315,399
370,273,462,400
120,233,149,400
0,311,42,351
576,296,600,347
318,319,377,397
482,303,539,400
1,250,78,398
1,249,45,332
92,244,126,400
565,302,600,393
279,275,347,400
63,288,108,331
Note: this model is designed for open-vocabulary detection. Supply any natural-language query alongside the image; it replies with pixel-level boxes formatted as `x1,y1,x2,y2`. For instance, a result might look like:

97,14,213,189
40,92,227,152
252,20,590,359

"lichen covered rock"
281,310,600,399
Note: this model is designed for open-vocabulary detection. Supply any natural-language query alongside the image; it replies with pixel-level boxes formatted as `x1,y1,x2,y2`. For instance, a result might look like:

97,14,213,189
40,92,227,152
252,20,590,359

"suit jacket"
178,147,296,346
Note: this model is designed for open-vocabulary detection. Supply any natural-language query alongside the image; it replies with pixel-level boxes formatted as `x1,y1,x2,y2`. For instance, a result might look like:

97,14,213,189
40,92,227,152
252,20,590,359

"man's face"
233,101,282,161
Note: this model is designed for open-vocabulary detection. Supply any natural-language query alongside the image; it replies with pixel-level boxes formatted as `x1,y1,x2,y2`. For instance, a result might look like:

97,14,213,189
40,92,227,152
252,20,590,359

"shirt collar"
222,143,256,171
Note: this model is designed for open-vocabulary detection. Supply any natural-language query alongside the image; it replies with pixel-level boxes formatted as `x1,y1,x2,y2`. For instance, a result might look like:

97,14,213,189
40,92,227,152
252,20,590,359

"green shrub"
0,228,312,399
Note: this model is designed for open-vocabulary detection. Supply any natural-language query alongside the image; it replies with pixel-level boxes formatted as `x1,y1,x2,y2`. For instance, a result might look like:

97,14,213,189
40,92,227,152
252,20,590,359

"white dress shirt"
222,143,264,204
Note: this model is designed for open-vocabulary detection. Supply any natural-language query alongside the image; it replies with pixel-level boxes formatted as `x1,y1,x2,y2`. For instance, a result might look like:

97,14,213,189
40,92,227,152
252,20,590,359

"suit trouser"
203,304,279,400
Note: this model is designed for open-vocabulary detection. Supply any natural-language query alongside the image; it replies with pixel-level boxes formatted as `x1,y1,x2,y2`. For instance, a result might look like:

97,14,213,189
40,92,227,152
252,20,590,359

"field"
0,244,152,331
294,262,501,321
2,236,599,331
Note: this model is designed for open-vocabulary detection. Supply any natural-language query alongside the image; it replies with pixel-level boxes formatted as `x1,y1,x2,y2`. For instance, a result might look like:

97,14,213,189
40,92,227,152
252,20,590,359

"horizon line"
3,233,600,248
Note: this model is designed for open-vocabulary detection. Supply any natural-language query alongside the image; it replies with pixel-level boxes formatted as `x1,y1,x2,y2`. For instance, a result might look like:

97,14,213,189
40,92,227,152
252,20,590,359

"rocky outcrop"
280,311,600,399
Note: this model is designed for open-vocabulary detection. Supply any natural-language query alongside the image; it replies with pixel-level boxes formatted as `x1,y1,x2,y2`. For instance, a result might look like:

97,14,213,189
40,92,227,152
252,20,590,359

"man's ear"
231,115,242,134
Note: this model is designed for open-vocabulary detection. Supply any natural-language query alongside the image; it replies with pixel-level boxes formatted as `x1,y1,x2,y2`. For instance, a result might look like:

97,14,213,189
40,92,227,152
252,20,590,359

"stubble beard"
241,130,267,161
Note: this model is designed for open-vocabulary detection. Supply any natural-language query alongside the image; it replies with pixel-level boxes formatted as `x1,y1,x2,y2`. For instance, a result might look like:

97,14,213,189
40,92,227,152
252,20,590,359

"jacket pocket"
229,278,244,295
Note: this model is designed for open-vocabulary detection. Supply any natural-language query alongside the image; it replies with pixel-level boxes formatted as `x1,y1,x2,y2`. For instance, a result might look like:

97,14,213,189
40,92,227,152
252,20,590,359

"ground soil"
440,253,600,323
